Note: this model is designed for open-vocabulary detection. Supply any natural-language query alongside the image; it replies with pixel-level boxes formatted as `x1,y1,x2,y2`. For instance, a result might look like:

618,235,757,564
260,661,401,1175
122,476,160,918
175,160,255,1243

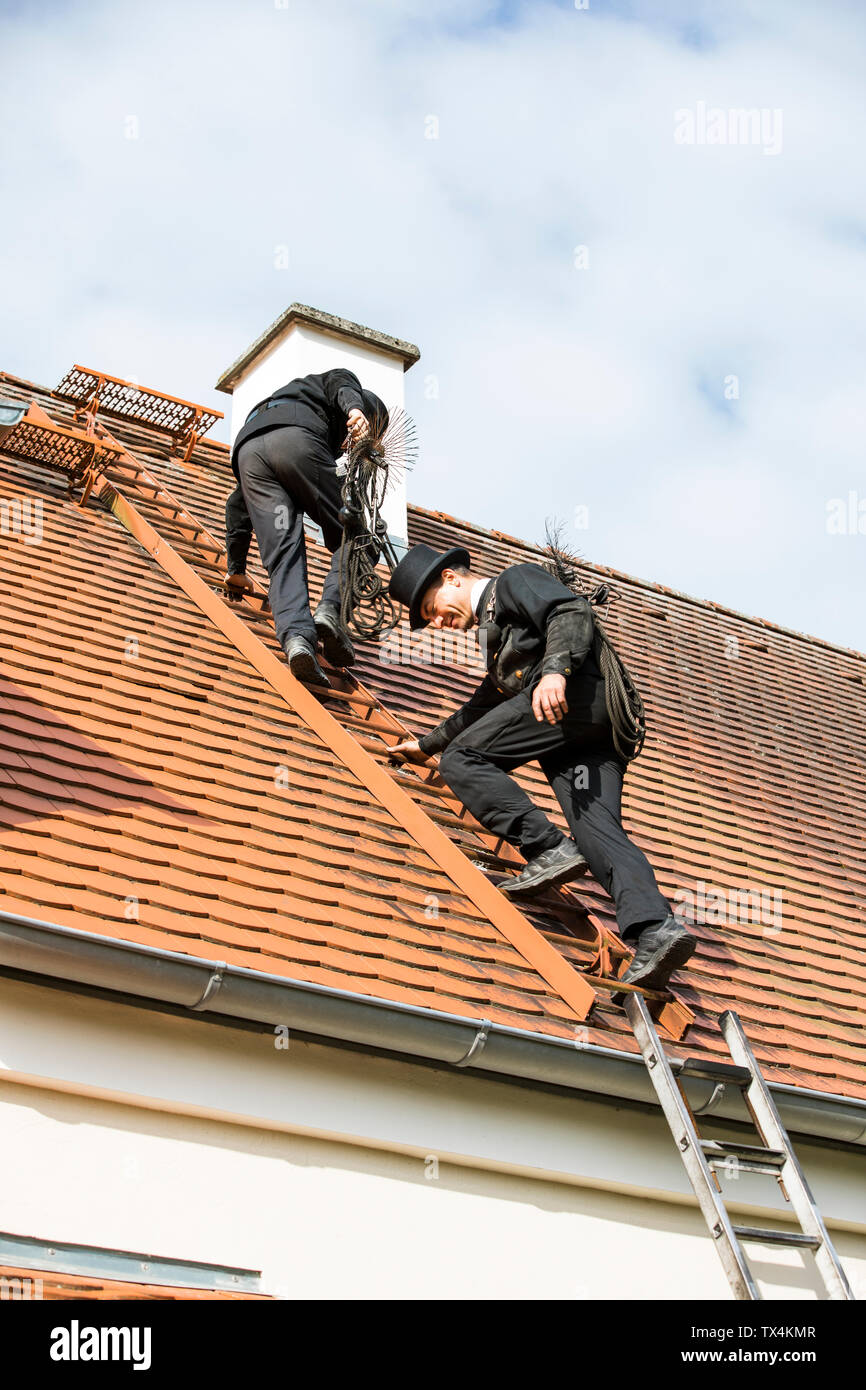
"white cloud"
1,0,865,648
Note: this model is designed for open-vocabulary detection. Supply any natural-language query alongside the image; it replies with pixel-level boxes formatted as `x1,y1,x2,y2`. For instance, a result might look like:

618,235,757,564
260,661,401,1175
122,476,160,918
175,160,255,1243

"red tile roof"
1,370,865,1099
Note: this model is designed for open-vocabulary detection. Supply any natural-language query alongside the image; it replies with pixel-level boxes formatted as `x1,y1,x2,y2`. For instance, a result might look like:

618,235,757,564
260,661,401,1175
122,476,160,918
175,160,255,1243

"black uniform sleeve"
225,482,253,575
541,596,594,676
498,564,594,678
322,368,365,418
417,675,502,755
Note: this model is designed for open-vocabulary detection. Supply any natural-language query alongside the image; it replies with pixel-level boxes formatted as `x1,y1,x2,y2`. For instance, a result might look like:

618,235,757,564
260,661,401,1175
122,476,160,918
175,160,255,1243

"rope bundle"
337,413,416,641
593,616,647,762
338,521,399,642
542,521,647,763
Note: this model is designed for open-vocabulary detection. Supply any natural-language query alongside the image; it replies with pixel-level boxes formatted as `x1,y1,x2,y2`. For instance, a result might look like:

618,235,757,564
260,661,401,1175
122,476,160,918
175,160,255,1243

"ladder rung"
711,1161,786,1177
132,497,186,518
733,1225,821,1250
678,1057,752,1088
177,551,224,575
137,509,211,543
319,685,385,710
701,1140,787,1169
338,711,408,737
592,975,672,1000
232,607,272,625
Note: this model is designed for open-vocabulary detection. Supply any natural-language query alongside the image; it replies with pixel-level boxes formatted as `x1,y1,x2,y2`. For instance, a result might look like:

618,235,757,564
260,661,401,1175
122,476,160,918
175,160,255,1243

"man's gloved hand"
388,738,430,766
532,673,568,725
224,572,254,603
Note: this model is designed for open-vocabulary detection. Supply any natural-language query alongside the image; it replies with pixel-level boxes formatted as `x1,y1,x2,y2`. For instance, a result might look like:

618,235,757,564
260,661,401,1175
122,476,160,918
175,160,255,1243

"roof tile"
1,373,864,1097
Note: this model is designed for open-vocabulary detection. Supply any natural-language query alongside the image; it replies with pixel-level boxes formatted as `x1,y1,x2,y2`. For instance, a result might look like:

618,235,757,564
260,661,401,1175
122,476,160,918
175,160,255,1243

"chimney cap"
215,302,420,394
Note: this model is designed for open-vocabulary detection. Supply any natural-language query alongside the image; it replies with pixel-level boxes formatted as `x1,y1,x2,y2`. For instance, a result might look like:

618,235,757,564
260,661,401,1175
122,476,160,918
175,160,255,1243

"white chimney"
215,304,420,552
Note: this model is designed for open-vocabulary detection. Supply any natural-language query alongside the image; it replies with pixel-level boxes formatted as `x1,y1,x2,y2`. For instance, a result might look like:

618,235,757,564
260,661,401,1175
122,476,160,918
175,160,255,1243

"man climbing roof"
387,544,696,995
224,368,388,687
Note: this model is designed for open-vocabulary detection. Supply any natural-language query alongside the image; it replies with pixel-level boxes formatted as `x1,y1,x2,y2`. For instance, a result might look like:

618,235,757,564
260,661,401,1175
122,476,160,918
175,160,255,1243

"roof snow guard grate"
54,366,223,461
0,408,123,482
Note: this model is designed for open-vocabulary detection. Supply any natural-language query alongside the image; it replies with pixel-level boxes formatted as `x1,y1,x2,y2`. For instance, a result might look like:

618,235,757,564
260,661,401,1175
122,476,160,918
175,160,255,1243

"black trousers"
236,425,344,649
438,683,670,940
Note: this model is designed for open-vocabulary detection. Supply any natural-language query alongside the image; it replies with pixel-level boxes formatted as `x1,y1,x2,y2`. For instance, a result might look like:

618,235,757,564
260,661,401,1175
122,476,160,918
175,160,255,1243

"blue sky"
2,0,865,649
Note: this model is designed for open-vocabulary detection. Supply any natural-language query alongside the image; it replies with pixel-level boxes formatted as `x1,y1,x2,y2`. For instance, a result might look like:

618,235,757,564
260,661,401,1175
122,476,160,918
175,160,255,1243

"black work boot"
283,635,331,688
500,839,589,897
314,601,356,668
616,914,696,995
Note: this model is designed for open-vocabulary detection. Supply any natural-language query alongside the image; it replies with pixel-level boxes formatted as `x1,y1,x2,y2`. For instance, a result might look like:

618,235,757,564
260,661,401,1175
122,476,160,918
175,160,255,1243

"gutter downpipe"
1,909,864,1149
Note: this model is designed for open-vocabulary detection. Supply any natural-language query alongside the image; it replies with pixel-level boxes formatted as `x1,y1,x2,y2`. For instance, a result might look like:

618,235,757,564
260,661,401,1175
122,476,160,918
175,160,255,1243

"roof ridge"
409,507,866,666
4,372,861,664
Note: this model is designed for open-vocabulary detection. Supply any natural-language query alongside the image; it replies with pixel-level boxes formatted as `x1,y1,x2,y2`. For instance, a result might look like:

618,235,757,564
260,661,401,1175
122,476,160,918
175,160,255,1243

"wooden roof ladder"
16,391,693,1036
625,993,855,1300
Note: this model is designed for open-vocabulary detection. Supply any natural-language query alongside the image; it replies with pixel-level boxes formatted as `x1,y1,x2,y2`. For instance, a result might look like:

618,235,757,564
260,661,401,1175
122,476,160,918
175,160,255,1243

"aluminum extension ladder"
624,993,855,1300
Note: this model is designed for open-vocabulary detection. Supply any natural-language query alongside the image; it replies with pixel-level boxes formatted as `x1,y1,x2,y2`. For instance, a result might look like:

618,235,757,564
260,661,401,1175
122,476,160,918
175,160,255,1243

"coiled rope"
337,440,399,641
541,521,647,763
593,615,647,762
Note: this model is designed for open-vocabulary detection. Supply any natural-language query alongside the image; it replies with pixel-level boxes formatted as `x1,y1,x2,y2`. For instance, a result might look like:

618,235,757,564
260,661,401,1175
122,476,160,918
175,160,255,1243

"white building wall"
0,977,863,1301
227,321,409,548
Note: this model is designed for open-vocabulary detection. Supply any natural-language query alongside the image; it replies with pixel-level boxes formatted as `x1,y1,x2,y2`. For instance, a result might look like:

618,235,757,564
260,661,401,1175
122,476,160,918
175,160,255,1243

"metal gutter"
0,1232,262,1295
2,910,864,1150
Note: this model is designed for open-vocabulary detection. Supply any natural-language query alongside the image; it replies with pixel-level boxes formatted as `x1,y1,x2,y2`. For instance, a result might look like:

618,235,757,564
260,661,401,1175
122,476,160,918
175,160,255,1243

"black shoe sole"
288,648,331,688
315,617,356,668
617,934,697,996
500,853,589,898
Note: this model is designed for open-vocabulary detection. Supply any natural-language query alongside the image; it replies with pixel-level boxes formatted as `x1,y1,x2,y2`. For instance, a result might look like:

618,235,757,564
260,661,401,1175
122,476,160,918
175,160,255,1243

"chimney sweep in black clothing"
387,545,696,995
224,368,389,688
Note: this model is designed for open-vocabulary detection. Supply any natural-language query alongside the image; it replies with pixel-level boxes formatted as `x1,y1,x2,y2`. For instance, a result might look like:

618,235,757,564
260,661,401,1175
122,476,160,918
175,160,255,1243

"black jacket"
225,368,367,574
229,368,367,479
418,563,604,755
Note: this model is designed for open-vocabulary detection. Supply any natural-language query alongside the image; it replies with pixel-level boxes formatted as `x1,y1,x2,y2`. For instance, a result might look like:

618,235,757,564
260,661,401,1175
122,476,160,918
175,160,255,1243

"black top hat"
388,544,471,630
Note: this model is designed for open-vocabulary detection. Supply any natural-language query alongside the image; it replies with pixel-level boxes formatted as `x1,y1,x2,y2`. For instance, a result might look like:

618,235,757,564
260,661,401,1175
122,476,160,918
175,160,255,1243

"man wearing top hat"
387,543,696,994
